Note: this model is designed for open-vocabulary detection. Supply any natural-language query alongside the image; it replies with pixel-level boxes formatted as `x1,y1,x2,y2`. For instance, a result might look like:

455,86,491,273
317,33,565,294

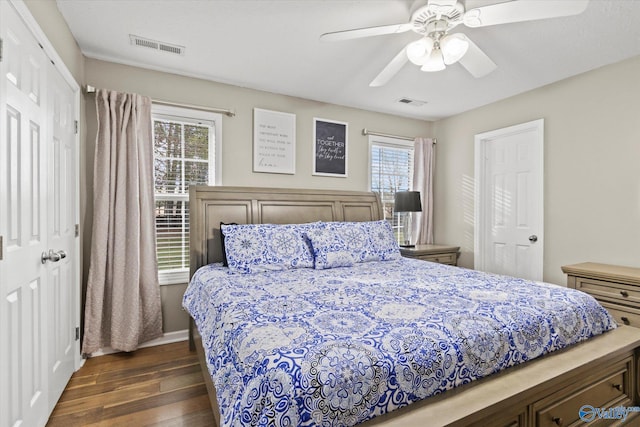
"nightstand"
562,262,640,328
399,244,460,266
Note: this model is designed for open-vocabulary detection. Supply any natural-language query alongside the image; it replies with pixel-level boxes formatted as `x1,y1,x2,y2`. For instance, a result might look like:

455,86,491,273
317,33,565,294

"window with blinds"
152,104,221,284
369,137,415,240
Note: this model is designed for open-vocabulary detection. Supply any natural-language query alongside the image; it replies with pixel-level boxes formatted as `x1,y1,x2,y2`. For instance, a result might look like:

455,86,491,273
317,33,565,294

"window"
152,104,222,285
369,136,414,241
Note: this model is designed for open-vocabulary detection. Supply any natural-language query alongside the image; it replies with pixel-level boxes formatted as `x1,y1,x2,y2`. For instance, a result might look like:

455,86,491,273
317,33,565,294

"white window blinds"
152,105,221,284
369,137,415,239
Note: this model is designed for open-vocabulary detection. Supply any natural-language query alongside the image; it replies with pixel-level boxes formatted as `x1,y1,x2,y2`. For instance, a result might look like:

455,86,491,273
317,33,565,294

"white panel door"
0,2,50,426
0,1,78,426
474,119,544,281
46,54,77,406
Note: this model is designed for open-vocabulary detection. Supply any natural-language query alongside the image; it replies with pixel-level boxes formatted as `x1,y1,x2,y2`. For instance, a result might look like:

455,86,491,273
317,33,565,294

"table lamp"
394,191,422,247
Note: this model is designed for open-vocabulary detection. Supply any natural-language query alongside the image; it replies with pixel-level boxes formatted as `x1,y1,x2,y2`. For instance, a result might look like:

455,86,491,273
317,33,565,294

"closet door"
46,51,78,406
0,1,79,426
0,2,51,425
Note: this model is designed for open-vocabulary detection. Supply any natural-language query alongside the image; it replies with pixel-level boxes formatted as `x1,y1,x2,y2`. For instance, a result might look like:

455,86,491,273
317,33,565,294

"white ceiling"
56,0,640,121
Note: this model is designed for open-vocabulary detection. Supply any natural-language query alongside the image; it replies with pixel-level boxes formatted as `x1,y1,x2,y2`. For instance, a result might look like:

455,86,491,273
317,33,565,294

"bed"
185,186,640,427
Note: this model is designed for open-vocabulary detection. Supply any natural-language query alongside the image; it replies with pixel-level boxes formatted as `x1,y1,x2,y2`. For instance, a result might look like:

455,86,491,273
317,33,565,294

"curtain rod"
362,128,436,144
84,85,236,117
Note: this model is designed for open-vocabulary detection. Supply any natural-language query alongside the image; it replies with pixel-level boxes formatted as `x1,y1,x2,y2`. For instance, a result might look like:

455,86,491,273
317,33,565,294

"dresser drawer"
600,302,640,327
400,245,460,266
534,357,632,427
574,277,640,305
416,253,457,265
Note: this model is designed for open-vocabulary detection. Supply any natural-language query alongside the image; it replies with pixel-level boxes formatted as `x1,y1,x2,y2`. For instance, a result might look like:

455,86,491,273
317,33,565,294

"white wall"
433,55,640,285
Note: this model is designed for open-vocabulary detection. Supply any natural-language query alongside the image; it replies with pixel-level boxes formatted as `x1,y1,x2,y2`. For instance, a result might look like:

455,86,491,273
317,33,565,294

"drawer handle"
621,316,631,325
621,290,629,297
552,417,563,426
613,383,622,391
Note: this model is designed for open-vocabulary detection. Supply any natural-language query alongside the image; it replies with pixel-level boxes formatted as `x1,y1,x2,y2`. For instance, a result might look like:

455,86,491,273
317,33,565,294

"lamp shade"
407,37,434,65
440,33,469,65
394,191,422,212
420,48,446,72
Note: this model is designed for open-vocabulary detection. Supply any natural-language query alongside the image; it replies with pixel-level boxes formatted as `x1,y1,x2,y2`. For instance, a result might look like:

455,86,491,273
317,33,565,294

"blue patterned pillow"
305,220,401,269
221,223,317,273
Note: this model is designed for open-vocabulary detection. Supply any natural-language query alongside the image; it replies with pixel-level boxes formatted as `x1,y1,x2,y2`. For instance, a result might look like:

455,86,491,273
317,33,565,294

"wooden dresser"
399,244,460,266
562,262,640,328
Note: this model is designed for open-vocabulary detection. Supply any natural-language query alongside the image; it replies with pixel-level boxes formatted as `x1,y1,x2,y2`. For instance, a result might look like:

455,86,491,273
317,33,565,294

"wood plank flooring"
46,341,215,426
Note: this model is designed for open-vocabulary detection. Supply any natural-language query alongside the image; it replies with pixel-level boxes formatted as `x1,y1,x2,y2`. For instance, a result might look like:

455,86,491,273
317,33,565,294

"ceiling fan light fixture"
324,0,591,86
421,48,446,72
407,37,434,65
440,33,469,65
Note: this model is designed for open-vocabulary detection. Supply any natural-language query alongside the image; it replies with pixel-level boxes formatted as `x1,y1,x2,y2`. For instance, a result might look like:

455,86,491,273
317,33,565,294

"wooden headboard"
188,186,383,278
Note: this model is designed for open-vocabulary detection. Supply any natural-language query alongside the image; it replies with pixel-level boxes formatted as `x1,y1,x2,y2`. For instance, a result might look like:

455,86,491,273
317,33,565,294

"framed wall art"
253,108,296,174
313,118,347,177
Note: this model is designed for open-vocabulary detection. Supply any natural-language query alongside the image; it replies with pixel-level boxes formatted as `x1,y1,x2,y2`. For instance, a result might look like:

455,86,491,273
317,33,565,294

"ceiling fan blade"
320,23,412,42
457,37,497,78
464,0,589,28
370,47,409,87
426,0,459,14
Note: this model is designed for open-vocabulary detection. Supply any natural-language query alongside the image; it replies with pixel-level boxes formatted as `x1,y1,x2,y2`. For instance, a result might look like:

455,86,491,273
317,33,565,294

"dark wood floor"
46,341,215,427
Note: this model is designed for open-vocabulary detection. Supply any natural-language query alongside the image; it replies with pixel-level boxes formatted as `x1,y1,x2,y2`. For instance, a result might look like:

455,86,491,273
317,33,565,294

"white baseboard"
89,329,189,357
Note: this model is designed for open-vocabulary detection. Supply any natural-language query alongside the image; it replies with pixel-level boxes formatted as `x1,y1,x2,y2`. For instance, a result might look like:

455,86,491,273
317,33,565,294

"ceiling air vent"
397,97,427,107
129,34,185,56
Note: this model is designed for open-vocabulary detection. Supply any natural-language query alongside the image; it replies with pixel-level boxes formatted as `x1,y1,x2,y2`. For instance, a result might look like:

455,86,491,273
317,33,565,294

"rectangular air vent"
397,97,427,107
129,34,185,56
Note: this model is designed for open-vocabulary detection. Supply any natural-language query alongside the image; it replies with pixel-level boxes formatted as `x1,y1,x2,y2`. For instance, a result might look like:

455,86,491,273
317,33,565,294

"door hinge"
75,224,79,237
0,38,3,62
74,120,78,134
0,235,3,260
75,327,80,341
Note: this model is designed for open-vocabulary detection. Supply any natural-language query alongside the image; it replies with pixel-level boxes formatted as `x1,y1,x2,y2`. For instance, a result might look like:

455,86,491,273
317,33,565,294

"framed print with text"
313,118,347,177
253,108,296,174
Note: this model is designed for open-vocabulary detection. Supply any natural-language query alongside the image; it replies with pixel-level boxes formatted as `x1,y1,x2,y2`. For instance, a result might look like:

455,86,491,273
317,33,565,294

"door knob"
41,249,67,264
528,235,538,243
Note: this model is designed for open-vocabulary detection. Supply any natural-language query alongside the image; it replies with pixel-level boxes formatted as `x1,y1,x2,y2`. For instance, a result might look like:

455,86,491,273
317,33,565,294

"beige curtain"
412,137,436,244
82,89,163,355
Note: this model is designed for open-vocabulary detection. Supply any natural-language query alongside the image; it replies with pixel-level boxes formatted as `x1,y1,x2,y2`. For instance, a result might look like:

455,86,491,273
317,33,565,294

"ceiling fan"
320,0,589,86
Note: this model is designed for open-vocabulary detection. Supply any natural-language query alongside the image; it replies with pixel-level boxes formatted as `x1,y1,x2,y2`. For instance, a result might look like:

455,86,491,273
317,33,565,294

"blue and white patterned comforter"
183,258,616,426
